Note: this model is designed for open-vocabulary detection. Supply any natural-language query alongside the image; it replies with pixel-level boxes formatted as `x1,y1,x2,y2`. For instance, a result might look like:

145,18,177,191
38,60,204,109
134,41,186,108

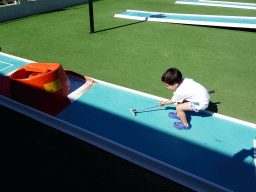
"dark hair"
161,68,182,85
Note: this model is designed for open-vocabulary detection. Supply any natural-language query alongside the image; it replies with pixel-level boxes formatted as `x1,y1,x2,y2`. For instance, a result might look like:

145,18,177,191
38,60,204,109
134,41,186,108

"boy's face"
164,82,179,90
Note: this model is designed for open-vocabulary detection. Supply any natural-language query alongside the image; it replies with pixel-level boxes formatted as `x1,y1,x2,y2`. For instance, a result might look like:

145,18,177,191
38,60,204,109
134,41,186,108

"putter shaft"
136,105,159,112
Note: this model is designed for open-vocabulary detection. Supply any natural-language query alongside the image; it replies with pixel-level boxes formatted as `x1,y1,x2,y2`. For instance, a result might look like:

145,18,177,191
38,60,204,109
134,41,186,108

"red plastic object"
9,63,71,116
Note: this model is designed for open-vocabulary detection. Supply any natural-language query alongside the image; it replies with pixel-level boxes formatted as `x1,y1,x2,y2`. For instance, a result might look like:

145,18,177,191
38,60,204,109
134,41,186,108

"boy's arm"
158,100,175,107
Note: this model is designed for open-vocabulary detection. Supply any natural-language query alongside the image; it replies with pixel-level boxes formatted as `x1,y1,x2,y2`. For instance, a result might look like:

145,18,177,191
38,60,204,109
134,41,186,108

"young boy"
158,68,210,130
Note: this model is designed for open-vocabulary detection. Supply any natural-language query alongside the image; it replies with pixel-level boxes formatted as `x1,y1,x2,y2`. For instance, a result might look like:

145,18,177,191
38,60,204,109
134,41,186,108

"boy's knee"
176,103,192,112
176,104,182,112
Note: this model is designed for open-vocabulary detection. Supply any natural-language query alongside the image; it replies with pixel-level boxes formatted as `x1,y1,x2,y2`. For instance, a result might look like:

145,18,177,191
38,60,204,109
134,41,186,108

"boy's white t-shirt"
171,78,210,106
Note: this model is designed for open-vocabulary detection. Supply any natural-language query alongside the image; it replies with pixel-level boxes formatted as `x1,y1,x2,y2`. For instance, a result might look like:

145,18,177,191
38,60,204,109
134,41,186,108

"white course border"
89,77,256,129
175,0,256,10
114,10,256,29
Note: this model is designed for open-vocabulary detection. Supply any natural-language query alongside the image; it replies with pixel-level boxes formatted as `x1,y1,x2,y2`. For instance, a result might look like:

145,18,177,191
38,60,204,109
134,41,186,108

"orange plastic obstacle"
9,63,71,116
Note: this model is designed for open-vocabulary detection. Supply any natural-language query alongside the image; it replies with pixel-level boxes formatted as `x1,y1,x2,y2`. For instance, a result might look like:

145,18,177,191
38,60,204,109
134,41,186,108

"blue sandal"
168,112,181,120
174,122,191,130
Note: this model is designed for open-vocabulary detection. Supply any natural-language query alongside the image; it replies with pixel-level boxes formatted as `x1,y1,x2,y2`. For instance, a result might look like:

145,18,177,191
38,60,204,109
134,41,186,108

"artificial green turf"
0,0,256,124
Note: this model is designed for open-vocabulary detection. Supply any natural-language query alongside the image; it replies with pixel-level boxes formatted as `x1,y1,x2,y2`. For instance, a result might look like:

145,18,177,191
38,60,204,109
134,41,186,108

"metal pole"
89,0,95,34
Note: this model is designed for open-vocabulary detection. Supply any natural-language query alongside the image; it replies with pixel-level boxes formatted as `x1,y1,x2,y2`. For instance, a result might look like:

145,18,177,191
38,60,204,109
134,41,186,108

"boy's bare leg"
176,103,193,127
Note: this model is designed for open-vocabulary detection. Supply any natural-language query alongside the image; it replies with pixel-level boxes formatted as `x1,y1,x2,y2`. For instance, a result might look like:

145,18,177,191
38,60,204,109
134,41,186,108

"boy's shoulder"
177,78,203,92
179,78,195,87
178,78,207,93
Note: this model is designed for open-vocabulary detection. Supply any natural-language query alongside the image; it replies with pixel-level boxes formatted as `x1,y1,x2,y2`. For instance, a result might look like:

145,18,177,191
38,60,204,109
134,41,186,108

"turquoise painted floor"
0,54,30,76
176,0,256,9
1,53,255,191
115,10,256,28
56,83,256,192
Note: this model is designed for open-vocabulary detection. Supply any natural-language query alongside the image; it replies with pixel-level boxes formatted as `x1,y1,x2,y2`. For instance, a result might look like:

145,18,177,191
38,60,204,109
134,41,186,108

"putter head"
130,108,136,116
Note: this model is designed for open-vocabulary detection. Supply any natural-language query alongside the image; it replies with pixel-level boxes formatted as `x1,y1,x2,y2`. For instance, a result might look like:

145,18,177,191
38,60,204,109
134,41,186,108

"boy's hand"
158,101,165,107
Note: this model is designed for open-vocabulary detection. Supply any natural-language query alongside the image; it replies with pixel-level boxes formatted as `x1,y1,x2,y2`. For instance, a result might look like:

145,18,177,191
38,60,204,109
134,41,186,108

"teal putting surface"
1,53,255,191
0,54,30,76
56,83,256,192
115,10,256,29
176,0,256,9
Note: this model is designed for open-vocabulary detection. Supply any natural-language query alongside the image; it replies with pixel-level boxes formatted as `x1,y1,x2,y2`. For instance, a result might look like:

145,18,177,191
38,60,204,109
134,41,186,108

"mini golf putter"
130,90,215,116
130,108,137,116
130,105,159,116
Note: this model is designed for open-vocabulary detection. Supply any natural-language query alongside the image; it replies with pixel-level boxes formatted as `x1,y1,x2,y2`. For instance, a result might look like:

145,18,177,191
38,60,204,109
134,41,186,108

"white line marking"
176,0,256,10
0,61,13,71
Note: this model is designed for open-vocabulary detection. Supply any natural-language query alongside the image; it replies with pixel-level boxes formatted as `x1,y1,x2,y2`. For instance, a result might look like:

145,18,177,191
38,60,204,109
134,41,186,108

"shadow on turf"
94,21,256,34
211,26,256,33
95,20,147,33
193,24,256,33
206,101,220,113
